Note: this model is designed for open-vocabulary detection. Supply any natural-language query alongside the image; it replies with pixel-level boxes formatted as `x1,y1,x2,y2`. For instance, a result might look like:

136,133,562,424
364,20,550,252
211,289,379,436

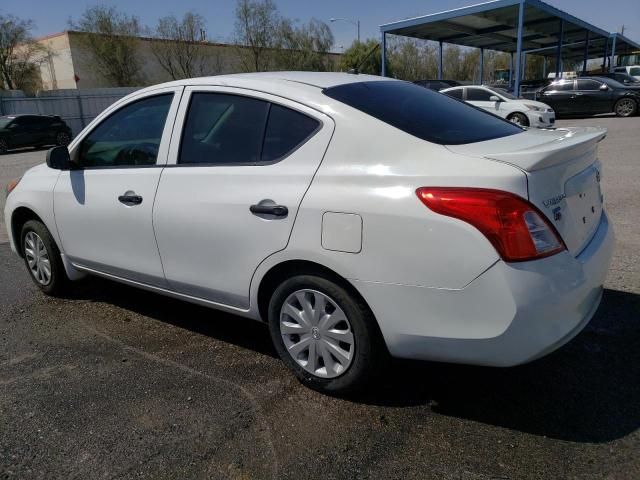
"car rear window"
323,81,522,145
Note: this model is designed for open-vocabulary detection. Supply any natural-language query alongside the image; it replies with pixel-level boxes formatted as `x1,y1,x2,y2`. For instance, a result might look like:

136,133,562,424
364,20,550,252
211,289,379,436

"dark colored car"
413,79,461,91
537,77,640,117
0,114,72,154
585,72,640,86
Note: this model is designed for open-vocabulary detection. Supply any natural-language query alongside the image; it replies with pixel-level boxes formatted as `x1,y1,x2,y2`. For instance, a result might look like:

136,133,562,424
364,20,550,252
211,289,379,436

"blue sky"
7,0,640,50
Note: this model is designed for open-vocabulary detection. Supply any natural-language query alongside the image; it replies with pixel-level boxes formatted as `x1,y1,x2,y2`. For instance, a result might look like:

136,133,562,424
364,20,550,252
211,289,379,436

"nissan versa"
4,73,614,394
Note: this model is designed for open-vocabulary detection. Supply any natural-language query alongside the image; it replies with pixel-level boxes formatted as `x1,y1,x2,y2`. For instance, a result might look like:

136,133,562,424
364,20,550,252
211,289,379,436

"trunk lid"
447,127,607,255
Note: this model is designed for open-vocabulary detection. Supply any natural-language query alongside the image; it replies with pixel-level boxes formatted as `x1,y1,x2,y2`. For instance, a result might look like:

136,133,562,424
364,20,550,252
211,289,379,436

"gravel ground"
0,117,639,479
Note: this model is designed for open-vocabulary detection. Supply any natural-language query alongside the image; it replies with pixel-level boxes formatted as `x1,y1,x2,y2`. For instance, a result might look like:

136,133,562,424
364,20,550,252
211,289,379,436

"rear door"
153,86,334,309
574,79,611,114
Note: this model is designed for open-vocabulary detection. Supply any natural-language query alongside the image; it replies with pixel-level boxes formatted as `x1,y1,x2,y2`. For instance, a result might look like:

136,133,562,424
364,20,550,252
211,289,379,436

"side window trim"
171,89,323,168
68,87,183,170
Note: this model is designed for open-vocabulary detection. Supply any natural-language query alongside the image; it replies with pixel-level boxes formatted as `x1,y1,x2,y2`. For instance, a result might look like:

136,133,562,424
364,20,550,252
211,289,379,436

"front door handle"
118,192,143,206
250,203,288,217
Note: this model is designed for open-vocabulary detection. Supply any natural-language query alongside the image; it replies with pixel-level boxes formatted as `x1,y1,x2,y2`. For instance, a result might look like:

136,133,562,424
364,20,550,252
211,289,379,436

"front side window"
179,93,319,165
80,94,173,168
546,80,574,92
576,79,601,91
444,88,463,99
466,88,493,101
324,81,522,145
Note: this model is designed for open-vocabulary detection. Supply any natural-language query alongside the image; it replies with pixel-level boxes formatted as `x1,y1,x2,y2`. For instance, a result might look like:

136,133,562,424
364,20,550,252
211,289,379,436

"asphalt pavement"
1,117,639,479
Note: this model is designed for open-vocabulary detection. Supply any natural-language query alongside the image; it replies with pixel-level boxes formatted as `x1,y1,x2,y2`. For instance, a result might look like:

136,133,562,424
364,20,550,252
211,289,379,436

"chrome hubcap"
280,289,355,379
510,115,524,125
617,100,634,116
24,232,51,286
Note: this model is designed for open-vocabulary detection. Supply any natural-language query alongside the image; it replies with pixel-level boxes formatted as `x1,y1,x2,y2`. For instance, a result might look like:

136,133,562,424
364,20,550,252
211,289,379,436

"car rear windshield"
322,81,522,145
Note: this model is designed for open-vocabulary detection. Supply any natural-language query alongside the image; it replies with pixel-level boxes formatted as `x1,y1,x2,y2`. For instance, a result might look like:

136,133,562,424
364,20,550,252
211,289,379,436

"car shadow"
66,279,639,443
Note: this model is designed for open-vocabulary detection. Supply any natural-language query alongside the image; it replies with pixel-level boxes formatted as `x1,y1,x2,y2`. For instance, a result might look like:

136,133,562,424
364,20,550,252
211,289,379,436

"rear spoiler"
482,127,607,172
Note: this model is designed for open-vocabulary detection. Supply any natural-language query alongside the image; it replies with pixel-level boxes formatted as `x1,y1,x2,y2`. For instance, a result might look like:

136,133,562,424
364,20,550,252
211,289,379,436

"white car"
4,73,614,394
614,66,640,80
441,85,556,128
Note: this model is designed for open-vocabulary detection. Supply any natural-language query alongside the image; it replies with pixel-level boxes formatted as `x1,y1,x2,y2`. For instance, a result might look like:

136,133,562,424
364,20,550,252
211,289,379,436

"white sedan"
441,85,556,127
4,73,613,394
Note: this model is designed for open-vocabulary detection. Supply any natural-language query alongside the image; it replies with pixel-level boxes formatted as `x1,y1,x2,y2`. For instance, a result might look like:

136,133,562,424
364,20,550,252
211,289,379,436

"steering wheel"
114,142,159,166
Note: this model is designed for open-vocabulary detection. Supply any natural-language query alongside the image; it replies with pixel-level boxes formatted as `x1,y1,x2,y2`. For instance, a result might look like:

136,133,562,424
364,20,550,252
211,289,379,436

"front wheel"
614,98,637,117
21,220,68,296
507,112,530,127
268,274,386,394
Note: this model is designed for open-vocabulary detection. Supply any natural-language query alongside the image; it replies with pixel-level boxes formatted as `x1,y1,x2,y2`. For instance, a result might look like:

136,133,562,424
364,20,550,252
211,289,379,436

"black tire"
614,98,637,117
268,274,387,394
507,112,530,127
0,138,8,154
55,131,71,147
20,220,68,296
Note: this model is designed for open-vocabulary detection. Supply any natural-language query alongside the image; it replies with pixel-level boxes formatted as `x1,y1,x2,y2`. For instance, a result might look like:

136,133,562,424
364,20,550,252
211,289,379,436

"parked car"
614,66,640,80
538,77,640,117
413,79,461,91
5,73,613,394
440,85,555,127
0,114,72,154
587,72,640,86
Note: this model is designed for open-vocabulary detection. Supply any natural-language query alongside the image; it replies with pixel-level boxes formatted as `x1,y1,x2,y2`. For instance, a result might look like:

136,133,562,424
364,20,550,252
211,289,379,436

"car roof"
132,72,398,108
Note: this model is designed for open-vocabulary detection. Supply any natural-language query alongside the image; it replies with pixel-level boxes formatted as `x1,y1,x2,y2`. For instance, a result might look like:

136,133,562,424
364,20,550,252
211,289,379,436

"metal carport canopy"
379,0,640,94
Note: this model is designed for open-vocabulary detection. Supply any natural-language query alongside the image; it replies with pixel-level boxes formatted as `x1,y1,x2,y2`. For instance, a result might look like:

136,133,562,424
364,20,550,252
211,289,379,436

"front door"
53,88,182,286
574,79,610,114
539,80,574,115
153,87,334,309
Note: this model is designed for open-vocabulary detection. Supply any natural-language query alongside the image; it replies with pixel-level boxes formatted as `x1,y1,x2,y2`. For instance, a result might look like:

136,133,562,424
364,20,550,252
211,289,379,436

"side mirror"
599,84,608,91
46,146,77,170
489,95,501,102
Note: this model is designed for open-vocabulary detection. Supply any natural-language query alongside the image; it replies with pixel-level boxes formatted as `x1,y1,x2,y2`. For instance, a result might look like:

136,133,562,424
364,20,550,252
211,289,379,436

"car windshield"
0,117,14,128
323,81,522,145
487,87,517,100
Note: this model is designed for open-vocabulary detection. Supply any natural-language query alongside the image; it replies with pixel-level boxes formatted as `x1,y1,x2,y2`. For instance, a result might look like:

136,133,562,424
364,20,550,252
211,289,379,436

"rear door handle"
250,204,288,217
118,192,143,206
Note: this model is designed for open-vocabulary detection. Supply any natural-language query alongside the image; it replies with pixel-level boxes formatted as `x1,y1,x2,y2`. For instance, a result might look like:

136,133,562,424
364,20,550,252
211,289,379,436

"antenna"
348,42,380,74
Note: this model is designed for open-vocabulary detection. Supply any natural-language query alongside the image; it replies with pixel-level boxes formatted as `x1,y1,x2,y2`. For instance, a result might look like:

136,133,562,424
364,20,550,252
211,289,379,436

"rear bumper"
353,211,614,366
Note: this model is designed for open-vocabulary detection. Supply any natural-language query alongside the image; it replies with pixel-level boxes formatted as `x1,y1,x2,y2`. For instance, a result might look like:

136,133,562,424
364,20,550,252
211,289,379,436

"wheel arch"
10,206,46,257
256,259,376,327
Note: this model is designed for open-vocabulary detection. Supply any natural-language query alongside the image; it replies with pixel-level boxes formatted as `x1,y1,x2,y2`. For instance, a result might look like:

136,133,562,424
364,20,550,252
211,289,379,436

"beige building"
34,31,341,90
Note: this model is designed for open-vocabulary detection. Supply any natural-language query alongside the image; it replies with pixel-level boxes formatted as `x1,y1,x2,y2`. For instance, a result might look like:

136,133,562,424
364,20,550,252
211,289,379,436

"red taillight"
416,187,565,262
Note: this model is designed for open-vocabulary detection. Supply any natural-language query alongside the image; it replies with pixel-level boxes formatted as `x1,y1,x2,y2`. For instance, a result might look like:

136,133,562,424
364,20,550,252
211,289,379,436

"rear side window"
179,92,319,165
323,81,521,145
262,104,319,162
179,93,269,165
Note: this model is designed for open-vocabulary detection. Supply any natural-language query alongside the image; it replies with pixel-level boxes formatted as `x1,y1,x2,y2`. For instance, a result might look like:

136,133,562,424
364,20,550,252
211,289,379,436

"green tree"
71,5,144,86
274,18,334,71
0,14,46,90
339,39,382,75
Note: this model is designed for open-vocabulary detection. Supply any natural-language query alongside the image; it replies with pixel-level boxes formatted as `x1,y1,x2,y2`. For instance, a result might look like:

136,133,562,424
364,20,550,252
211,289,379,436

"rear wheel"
614,98,637,117
268,274,386,394
20,220,68,296
56,131,71,147
507,112,530,127
0,138,8,154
